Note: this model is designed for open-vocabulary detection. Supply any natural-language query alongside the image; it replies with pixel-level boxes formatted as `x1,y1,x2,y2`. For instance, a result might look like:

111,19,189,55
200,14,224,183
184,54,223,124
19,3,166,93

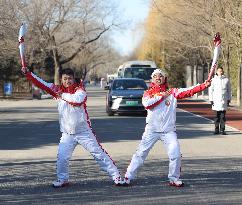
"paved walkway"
1,90,242,205
178,98,242,131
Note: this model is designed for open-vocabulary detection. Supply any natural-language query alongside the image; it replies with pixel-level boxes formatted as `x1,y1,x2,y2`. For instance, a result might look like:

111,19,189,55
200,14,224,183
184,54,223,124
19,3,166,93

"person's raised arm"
22,67,58,98
172,80,211,100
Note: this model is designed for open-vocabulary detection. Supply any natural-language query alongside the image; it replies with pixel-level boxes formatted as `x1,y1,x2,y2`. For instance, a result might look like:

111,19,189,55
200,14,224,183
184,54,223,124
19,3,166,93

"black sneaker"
214,130,219,135
221,131,227,135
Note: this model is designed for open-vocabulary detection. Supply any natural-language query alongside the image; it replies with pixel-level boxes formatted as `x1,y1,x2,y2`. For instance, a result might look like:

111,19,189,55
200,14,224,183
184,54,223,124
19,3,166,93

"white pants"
57,128,120,181
125,128,181,181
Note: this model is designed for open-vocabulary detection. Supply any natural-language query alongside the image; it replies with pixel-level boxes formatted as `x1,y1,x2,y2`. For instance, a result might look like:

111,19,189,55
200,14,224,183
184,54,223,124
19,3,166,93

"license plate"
126,101,138,106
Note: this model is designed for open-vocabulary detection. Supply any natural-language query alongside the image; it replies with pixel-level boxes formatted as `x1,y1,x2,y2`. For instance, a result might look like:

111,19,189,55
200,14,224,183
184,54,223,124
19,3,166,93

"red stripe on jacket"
26,72,58,98
144,97,164,110
173,83,207,99
62,96,87,107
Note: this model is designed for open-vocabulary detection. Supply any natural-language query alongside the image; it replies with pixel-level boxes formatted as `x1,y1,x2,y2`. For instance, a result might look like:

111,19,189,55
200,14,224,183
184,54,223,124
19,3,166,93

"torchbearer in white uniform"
18,24,122,187
21,67,123,188
123,69,211,187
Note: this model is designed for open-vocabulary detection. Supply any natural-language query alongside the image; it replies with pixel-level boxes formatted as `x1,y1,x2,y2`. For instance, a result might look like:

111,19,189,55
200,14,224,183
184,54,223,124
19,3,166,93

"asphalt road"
0,88,242,205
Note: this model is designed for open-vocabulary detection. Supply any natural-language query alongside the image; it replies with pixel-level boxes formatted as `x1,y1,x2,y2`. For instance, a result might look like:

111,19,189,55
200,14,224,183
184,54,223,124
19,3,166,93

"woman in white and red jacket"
124,69,211,187
22,67,122,187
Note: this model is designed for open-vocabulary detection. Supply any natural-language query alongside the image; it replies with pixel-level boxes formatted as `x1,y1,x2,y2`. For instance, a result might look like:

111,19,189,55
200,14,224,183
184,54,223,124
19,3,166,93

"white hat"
151,69,166,78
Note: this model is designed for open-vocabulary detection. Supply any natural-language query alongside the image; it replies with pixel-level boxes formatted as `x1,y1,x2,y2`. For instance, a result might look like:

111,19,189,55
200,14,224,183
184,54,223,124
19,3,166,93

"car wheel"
106,106,114,116
37,94,42,100
107,110,114,116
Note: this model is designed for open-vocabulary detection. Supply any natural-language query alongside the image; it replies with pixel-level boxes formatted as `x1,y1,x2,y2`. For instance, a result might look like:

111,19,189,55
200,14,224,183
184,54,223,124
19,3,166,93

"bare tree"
214,0,242,105
138,0,242,103
0,0,21,83
71,34,125,81
16,0,120,84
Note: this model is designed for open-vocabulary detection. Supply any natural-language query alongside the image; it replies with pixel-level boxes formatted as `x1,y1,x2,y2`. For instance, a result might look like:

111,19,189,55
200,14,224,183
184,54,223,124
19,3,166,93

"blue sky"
111,0,150,56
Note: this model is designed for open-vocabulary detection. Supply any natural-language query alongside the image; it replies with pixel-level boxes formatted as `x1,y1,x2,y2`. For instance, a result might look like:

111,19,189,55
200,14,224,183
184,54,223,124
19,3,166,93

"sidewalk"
178,97,242,131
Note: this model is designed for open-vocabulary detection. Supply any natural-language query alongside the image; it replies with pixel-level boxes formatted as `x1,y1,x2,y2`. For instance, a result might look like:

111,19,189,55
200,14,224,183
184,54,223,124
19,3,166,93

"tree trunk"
237,64,242,107
53,49,61,85
83,65,87,80
236,40,242,107
226,44,230,78
193,63,198,98
51,36,61,85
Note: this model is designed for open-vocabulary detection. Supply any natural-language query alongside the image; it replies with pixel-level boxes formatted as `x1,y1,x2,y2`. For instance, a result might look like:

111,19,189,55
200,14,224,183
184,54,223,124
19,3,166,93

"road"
0,88,242,205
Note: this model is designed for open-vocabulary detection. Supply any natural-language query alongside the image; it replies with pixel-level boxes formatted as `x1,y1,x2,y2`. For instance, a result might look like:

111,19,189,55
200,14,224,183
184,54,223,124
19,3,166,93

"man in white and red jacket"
22,67,122,187
124,69,211,187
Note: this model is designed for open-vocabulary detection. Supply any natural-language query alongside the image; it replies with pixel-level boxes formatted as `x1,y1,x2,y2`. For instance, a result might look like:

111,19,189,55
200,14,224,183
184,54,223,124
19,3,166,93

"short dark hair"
216,67,224,75
60,68,74,77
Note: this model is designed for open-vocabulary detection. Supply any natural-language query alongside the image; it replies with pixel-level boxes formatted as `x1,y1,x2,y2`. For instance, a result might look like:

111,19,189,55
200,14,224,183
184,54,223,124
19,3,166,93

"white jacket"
209,75,231,111
58,90,90,134
142,83,208,132
26,71,90,134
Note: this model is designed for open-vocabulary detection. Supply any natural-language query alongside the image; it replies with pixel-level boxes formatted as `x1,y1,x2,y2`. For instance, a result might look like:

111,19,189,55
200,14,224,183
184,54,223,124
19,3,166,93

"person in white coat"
123,69,211,187
21,67,123,187
209,67,231,135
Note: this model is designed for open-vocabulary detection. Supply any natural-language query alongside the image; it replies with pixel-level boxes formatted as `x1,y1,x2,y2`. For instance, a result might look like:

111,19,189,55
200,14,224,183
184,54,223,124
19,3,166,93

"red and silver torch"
207,32,222,81
18,23,27,69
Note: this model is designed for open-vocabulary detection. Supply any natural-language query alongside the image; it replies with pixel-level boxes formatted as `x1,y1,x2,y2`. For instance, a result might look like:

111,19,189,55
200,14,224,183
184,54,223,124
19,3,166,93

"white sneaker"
113,176,123,186
169,179,184,187
123,177,131,186
52,179,69,188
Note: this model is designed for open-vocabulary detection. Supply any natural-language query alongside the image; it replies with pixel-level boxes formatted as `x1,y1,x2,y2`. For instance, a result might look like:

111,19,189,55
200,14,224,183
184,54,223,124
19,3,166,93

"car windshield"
112,80,147,90
123,67,156,80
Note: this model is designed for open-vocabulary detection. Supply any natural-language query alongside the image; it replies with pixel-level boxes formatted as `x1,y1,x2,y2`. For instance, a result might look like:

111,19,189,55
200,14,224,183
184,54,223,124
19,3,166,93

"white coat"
209,75,231,111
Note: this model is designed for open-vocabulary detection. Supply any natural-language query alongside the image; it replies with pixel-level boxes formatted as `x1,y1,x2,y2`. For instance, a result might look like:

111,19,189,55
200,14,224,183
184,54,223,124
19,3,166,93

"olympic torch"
18,23,27,69
207,32,222,81
18,23,59,98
